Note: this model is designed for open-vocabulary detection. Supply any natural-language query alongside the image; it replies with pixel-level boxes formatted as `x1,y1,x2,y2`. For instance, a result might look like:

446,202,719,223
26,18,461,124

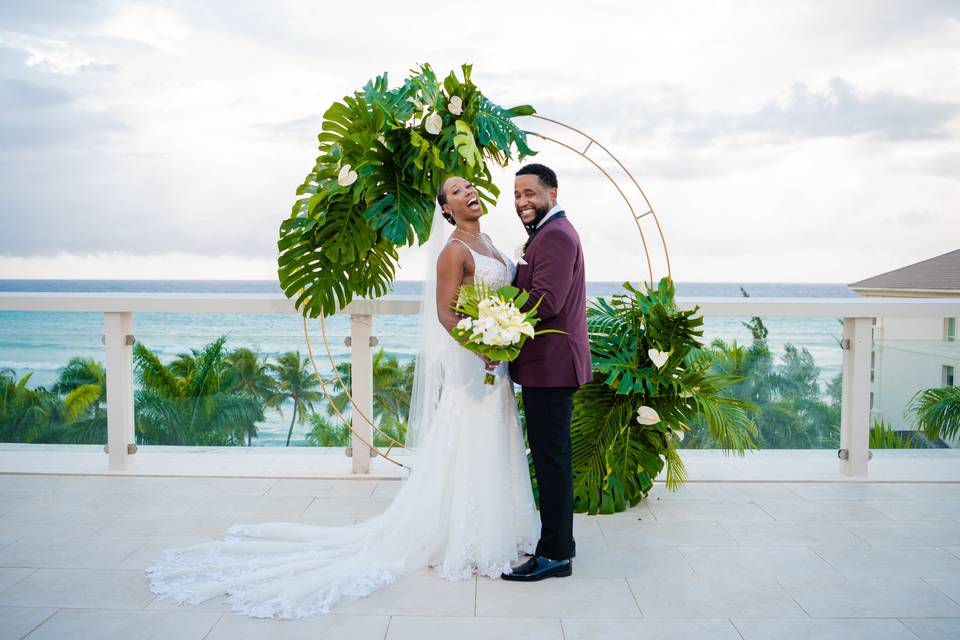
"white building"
849,249,960,443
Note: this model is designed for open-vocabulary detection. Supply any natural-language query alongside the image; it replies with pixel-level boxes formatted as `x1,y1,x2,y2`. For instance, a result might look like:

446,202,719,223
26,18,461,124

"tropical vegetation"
277,63,535,318
0,340,412,448
907,385,960,443
570,278,758,514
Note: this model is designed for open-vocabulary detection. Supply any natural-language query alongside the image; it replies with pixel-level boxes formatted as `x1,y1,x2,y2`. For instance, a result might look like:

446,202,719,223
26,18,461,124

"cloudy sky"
1,0,957,284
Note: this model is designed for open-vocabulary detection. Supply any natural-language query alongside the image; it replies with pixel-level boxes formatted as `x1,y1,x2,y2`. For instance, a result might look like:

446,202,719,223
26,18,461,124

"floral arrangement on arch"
571,278,758,514
277,64,536,318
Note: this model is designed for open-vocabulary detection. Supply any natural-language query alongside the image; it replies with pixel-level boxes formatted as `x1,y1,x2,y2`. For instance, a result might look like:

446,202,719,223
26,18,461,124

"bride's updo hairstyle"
436,179,457,226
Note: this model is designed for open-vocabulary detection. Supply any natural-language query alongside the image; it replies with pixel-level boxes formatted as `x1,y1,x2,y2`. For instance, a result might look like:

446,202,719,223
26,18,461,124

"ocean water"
0,280,855,445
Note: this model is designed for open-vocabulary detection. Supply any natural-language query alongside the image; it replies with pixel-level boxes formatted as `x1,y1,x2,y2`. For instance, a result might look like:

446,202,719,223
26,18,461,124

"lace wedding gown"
147,243,538,619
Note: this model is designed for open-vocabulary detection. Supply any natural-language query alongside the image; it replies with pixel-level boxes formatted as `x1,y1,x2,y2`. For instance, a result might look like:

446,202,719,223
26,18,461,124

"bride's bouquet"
451,283,561,384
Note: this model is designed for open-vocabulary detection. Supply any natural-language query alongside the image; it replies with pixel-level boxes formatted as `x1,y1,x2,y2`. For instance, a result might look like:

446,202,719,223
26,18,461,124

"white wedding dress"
146,241,539,619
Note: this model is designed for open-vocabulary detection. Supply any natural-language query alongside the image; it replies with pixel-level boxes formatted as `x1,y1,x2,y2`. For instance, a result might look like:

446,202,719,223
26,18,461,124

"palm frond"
906,386,960,441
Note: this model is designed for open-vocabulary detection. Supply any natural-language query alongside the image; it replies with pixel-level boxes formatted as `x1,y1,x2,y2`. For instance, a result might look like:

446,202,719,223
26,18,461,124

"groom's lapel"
524,210,566,252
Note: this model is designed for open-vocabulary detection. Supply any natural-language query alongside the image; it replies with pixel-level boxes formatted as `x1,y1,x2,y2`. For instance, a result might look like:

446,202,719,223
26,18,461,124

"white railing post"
839,316,873,475
103,312,136,470
349,314,374,473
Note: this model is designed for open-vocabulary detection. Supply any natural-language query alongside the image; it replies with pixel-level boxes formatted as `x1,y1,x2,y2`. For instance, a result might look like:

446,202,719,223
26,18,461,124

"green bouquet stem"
484,372,496,385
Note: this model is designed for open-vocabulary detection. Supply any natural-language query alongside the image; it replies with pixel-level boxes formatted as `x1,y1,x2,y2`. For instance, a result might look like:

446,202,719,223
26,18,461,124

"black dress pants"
522,385,577,560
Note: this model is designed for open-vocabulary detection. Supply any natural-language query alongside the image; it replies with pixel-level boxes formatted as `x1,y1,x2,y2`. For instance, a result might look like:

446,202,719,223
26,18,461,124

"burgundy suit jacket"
509,213,592,388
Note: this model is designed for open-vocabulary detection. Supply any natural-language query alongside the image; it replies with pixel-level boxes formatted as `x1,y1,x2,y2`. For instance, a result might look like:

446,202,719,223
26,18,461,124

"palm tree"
44,357,108,443
0,370,56,443
223,348,277,445
134,337,265,446
907,386,960,442
268,351,323,446
305,411,351,446
322,349,415,446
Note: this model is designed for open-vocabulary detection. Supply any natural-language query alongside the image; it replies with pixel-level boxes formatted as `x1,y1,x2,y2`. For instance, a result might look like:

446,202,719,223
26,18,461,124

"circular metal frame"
303,115,670,468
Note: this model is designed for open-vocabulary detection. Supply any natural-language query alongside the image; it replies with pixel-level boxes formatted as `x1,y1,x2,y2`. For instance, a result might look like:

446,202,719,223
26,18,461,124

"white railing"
2,293,959,476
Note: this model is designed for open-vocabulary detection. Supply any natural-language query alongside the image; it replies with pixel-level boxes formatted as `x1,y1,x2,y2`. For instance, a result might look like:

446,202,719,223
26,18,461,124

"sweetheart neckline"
449,239,508,270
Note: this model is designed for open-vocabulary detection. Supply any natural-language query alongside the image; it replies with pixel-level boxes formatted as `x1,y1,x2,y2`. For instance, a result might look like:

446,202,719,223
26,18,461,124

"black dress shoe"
500,555,572,582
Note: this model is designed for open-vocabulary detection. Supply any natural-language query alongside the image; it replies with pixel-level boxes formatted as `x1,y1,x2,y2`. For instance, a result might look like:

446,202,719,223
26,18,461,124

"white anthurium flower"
407,96,425,110
674,429,685,442
513,244,528,266
648,348,670,369
337,164,358,187
424,112,442,135
505,315,533,337
448,95,463,115
636,405,660,426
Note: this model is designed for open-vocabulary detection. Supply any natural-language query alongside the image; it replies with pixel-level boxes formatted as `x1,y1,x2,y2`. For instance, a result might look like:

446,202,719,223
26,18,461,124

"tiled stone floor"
2,474,960,639
3,445,959,482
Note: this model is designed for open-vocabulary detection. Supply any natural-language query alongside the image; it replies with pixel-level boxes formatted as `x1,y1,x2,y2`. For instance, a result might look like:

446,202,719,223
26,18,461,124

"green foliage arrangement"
571,278,758,514
278,64,535,318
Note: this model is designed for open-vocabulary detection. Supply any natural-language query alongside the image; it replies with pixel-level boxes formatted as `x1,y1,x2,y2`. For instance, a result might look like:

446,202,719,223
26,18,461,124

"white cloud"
0,28,96,74
1,0,958,284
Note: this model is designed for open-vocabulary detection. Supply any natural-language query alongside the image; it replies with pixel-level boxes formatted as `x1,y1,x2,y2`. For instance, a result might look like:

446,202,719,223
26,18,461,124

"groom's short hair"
516,163,558,189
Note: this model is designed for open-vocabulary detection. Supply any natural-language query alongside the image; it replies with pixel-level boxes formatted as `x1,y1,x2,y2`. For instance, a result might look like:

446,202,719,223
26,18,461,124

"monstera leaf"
570,278,757,513
453,120,484,168
362,142,434,246
278,63,537,318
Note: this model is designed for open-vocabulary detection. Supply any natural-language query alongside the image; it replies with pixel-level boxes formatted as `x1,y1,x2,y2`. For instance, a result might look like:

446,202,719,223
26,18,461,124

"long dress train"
146,247,538,618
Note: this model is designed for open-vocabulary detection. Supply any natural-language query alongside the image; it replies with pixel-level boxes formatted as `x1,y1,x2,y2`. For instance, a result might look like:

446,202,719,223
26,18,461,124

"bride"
146,176,539,618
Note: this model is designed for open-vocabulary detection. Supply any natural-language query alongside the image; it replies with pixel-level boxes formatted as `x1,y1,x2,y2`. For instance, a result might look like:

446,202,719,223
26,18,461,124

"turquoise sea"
0,280,855,445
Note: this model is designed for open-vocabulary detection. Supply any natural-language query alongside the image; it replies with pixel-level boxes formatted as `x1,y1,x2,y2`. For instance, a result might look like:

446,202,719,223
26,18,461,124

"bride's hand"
478,354,499,371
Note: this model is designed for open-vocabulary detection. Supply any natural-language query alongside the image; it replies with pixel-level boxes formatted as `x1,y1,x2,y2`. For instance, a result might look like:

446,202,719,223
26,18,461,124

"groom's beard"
520,203,552,235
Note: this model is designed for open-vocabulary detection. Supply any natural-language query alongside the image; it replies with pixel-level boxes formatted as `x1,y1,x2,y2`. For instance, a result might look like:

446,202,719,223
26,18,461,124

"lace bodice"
450,239,514,288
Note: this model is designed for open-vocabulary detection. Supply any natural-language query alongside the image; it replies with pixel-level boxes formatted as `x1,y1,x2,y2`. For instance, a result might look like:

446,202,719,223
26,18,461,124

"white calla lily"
636,405,661,426
448,95,463,115
424,112,442,135
337,164,358,187
648,348,669,369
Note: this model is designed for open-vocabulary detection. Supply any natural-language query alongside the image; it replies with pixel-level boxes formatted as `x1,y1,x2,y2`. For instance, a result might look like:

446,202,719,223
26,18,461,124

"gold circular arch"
526,114,671,285
302,115,670,469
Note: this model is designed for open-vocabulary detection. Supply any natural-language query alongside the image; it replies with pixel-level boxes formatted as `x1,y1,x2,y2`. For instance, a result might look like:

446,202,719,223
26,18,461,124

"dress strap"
449,238,473,252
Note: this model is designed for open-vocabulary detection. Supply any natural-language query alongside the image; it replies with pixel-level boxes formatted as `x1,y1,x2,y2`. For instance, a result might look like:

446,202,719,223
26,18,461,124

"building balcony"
1,293,959,637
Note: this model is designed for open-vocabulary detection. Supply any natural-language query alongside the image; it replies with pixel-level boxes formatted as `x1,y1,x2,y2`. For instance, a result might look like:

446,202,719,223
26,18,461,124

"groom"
504,164,591,582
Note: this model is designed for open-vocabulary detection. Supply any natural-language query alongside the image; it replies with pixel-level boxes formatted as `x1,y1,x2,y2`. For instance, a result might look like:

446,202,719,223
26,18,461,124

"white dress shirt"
536,204,564,229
